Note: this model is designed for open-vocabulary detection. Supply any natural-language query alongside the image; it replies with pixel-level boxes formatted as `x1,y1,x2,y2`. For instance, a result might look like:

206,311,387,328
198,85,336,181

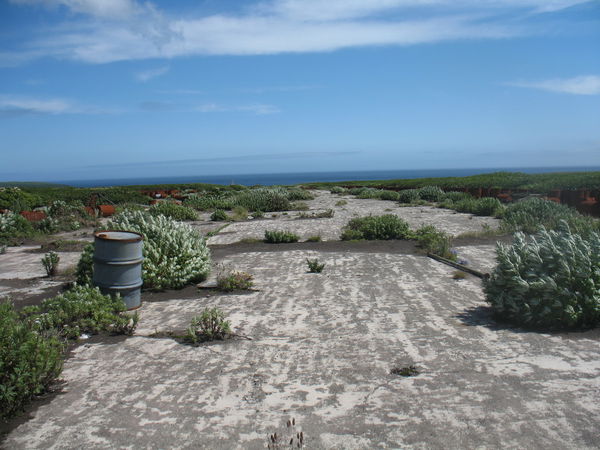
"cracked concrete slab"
3,249,599,449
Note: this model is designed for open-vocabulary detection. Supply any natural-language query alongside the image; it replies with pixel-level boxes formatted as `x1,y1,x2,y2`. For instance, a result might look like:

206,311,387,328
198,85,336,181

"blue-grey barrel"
93,231,144,310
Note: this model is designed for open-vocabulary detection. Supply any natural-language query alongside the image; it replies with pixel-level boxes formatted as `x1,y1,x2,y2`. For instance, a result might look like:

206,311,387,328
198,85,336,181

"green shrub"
306,258,325,273
330,186,347,194
233,188,291,212
501,197,599,235
341,215,412,240
348,187,367,196
414,225,455,260
473,197,505,217
0,187,41,212
398,189,420,204
379,190,400,201
22,285,138,340
485,222,600,329
184,194,234,211
0,212,34,244
264,230,300,243
77,211,211,291
251,210,264,219
185,308,232,343
0,302,64,420
149,202,198,221
452,198,478,214
357,188,383,199
443,191,472,202
305,235,321,242
335,200,348,206
216,266,254,291
285,187,314,201
42,251,60,277
417,186,445,202
211,209,229,221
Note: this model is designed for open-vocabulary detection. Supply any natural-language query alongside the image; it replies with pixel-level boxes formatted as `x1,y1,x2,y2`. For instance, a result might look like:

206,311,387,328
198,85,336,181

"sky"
0,0,599,182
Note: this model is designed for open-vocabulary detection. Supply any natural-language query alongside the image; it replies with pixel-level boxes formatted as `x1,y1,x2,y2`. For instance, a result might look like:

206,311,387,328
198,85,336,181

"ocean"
58,166,600,188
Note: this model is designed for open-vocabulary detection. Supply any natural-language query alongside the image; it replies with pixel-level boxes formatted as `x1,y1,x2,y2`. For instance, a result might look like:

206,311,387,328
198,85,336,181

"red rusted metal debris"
20,211,47,222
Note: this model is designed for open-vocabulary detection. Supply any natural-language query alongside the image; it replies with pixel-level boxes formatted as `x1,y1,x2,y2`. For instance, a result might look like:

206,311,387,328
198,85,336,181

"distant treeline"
305,171,600,192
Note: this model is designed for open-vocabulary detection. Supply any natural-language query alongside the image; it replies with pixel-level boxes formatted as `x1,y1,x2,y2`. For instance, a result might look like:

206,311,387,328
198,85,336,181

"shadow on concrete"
456,306,600,340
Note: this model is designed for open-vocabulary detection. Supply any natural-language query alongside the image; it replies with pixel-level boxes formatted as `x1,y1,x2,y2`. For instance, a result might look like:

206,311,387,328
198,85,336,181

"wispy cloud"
5,0,594,64
507,75,600,95
0,96,75,117
156,89,203,95
85,151,361,169
0,95,117,117
9,0,141,20
135,66,169,82
195,103,281,115
241,85,321,94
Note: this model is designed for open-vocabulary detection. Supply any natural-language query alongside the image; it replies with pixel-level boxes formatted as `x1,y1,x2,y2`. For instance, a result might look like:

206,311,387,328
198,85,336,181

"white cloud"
4,0,595,64
0,95,117,116
135,66,169,82
0,96,74,115
195,103,280,115
508,75,600,95
9,0,140,19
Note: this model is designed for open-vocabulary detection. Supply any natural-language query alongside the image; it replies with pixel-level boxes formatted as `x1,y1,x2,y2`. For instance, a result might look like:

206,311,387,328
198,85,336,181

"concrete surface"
3,249,599,449
1,192,598,449
205,191,499,245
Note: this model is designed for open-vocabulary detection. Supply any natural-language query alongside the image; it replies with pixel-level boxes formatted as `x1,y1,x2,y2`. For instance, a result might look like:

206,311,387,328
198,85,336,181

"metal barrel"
93,231,144,310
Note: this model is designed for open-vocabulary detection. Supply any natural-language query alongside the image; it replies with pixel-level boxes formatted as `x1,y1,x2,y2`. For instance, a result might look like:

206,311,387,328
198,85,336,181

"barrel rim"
94,230,144,243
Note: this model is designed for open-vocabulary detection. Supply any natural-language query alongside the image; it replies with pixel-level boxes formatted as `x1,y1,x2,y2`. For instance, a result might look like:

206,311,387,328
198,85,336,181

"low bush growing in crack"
211,209,229,221
21,285,139,340
265,229,299,243
341,215,411,240
216,265,254,291
185,307,231,343
414,225,455,260
41,251,60,277
306,258,325,273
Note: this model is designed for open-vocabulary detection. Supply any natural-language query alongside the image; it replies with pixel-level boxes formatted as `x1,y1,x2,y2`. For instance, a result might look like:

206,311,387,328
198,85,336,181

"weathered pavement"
3,249,599,449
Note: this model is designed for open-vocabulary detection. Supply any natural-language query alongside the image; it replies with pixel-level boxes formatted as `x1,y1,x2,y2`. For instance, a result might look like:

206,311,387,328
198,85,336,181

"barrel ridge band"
93,256,144,265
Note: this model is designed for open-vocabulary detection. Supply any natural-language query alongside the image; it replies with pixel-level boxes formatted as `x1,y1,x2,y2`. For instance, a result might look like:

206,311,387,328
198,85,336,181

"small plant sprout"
42,251,60,277
390,365,419,377
306,258,325,273
185,307,232,344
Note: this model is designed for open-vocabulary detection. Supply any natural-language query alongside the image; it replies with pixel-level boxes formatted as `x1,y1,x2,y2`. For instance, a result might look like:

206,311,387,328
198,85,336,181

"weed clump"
216,266,254,291
211,209,229,221
185,308,231,343
265,230,300,243
306,258,325,273
41,251,60,277
414,225,455,260
341,215,411,240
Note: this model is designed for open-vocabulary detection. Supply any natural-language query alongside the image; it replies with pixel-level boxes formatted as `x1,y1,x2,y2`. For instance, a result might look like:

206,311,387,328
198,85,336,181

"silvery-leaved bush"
484,220,600,329
76,210,211,290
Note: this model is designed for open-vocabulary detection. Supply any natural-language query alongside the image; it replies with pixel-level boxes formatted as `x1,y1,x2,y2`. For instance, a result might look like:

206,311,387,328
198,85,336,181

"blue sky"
0,0,599,182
